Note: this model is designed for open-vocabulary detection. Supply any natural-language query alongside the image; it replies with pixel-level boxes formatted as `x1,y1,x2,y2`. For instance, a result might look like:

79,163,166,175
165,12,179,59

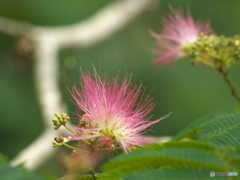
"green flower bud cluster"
184,34,240,69
52,113,70,130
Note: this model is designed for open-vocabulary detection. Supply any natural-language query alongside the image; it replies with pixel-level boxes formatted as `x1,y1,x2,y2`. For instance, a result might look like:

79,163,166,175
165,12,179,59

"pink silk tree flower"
151,8,214,65
71,70,170,152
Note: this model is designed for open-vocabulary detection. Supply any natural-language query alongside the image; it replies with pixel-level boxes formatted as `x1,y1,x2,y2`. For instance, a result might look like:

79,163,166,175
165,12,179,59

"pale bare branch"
0,16,32,36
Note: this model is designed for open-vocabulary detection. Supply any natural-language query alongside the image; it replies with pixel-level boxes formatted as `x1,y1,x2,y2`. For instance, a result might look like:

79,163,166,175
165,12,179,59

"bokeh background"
0,0,240,177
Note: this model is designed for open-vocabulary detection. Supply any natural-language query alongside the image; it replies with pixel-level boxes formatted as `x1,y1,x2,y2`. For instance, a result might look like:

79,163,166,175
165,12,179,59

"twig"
218,67,240,102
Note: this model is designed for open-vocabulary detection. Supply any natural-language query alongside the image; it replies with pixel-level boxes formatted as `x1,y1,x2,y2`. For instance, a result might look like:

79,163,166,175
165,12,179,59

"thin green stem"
62,143,89,153
64,125,77,135
64,125,91,146
62,143,77,150
94,142,104,148
95,147,122,151
218,67,240,102
90,168,98,180
81,139,91,146
89,140,98,179
90,137,99,149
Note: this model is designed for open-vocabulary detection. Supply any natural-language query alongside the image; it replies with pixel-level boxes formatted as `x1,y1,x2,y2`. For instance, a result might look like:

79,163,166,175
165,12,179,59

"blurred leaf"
59,174,106,180
173,112,228,141
0,164,46,180
225,149,240,167
59,175,95,180
0,153,46,180
174,112,240,150
123,168,227,180
76,174,96,180
0,153,8,163
198,112,240,150
99,141,229,180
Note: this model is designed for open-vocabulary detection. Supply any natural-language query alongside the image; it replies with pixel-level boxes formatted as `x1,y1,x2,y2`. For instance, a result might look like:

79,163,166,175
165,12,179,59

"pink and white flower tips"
152,8,214,65
71,70,170,152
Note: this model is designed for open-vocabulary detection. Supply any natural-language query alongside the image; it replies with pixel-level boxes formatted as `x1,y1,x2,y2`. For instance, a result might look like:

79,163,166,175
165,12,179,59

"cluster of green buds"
183,34,240,102
52,114,98,178
52,113,70,130
184,34,240,69
51,113,122,153
52,113,78,151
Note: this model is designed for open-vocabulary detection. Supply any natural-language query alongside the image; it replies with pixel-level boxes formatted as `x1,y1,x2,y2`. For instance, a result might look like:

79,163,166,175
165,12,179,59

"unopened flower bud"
52,113,70,130
52,140,61,147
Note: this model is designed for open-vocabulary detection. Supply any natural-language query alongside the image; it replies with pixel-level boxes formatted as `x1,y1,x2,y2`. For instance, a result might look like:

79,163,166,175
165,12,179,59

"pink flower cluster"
71,70,169,152
152,9,214,65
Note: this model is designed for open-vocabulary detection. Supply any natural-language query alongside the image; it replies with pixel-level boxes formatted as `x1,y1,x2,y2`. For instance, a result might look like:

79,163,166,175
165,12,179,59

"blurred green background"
0,0,240,177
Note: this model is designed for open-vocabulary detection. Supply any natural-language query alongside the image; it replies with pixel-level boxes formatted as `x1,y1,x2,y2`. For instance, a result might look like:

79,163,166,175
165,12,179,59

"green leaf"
123,168,227,180
0,164,46,180
0,153,46,180
198,112,240,150
59,174,98,180
0,153,8,163
174,112,240,150
173,112,226,141
225,150,240,168
99,141,229,180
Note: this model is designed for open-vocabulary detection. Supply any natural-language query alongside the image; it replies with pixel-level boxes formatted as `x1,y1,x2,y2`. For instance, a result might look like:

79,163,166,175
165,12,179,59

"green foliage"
99,141,231,180
0,164,46,180
123,168,227,180
173,112,226,141
225,149,240,167
76,175,95,180
59,174,99,180
0,153,46,180
198,112,240,150
174,111,240,150
0,153,8,163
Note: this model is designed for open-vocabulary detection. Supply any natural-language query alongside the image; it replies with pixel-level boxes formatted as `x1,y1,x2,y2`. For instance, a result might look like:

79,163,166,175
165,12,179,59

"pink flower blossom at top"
151,8,214,65
71,69,169,152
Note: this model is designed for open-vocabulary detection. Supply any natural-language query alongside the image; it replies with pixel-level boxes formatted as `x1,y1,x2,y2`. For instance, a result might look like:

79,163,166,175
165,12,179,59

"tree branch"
0,16,32,37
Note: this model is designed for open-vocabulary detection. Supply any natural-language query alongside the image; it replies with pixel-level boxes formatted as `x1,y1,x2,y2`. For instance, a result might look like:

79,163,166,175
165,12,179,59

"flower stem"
218,67,240,102
90,137,99,149
90,168,98,179
62,143,76,150
94,142,104,148
64,125,91,146
64,125,77,135
95,147,122,151
81,139,91,146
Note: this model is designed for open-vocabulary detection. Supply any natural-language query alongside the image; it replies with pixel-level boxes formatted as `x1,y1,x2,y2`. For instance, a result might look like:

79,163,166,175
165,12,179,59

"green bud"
184,34,240,69
52,113,70,130
52,140,61,147
53,136,71,148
